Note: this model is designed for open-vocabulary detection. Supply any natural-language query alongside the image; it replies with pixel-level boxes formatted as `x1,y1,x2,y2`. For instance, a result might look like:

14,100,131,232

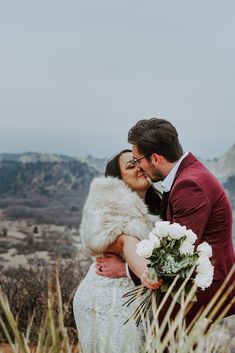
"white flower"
168,223,187,240
136,239,154,258
197,242,213,258
195,272,213,290
185,229,197,244
179,240,194,255
153,221,170,238
197,255,213,275
195,254,214,289
149,231,161,248
148,227,159,236
155,220,170,228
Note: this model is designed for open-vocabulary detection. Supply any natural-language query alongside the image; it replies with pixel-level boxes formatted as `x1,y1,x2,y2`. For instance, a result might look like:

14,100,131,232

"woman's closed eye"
125,161,135,169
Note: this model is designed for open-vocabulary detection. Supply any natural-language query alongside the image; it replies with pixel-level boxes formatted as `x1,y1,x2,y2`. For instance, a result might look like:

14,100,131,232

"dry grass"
0,259,86,345
0,264,234,353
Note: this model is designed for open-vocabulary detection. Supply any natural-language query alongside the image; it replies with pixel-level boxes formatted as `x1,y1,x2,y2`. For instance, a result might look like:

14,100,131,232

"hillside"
0,152,75,164
82,155,107,173
201,144,235,209
203,144,235,183
0,156,99,226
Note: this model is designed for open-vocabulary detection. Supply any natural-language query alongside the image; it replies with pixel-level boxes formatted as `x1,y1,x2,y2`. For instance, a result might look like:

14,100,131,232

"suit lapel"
159,191,170,220
160,153,197,221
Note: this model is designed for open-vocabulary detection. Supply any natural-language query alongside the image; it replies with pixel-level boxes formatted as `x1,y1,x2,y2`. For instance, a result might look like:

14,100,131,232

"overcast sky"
0,0,234,159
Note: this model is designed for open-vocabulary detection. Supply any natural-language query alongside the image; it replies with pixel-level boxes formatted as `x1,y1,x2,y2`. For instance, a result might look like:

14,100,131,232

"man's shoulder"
176,154,218,185
172,156,228,206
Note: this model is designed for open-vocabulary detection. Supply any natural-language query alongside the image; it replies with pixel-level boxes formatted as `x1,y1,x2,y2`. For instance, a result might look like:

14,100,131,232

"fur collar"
80,176,159,255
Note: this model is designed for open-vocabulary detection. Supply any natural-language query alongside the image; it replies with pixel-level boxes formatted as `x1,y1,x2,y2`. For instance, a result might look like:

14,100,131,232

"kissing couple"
73,118,235,353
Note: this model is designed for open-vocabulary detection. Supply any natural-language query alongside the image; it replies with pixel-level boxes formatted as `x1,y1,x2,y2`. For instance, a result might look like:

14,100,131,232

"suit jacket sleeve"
169,179,211,244
128,266,141,286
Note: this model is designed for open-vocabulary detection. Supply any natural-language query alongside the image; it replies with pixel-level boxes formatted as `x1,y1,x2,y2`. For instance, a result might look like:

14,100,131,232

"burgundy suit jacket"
129,153,235,321
166,153,235,319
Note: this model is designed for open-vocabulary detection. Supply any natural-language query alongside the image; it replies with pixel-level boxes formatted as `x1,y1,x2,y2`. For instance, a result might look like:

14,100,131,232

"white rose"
149,231,161,248
179,240,194,255
197,255,213,275
168,223,187,240
197,242,213,258
195,272,213,290
148,227,159,236
154,221,170,238
185,229,197,244
136,239,154,258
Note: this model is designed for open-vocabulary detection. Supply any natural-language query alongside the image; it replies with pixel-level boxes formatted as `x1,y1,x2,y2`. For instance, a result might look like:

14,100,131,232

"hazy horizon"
1,1,234,159
0,141,234,161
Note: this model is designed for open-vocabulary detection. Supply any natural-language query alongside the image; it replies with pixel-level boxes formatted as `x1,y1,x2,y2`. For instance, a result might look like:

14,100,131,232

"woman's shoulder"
87,176,145,210
89,176,130,194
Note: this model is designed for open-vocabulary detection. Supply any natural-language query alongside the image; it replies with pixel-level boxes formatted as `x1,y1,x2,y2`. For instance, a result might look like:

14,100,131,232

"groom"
96,118,235,320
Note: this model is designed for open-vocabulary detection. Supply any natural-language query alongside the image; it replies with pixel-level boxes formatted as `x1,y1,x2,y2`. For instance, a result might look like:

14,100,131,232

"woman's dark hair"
128,118,183,162
105,149,162,215
105,149,131,179
145,185,162,215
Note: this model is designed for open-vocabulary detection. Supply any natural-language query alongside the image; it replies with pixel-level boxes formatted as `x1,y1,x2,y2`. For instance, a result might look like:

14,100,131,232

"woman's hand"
141,269,163,290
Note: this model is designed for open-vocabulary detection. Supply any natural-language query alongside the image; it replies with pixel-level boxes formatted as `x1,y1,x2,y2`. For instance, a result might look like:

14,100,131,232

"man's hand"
96,252,127,278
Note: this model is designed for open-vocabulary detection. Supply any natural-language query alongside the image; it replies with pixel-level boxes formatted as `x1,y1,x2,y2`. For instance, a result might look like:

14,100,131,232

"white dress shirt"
161,152,189,192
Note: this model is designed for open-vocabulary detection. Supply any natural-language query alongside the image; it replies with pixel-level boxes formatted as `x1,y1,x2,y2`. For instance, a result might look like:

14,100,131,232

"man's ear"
151,153,163,165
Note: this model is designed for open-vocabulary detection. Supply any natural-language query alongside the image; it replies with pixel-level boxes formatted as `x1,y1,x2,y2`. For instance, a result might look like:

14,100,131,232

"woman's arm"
121,235,149,278
96,234,145,278
105,234,162,289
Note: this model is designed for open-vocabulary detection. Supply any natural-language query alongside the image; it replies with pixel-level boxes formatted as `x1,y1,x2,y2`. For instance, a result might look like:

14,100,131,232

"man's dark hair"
128,118,183,162
105,149,162,215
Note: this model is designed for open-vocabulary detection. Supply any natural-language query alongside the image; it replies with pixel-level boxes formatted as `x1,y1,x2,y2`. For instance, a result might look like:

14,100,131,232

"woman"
73,149,162,353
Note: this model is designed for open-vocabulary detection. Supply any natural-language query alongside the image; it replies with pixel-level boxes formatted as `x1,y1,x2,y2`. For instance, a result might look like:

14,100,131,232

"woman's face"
119,152,151,194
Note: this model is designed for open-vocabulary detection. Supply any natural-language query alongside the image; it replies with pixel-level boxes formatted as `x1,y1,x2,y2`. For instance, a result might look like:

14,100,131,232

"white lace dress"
73,261,145,353
73,177,158,353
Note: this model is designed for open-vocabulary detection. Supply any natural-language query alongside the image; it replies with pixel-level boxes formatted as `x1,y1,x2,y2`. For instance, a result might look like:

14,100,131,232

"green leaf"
146,268,158,284
160,283,169,292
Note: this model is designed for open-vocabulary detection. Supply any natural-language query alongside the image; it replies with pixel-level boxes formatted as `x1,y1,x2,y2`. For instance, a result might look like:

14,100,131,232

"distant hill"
224,175,235,209
203,144,235,183
200,144,235,209
82,155,107,174
0,154,99,226
0,152,77,164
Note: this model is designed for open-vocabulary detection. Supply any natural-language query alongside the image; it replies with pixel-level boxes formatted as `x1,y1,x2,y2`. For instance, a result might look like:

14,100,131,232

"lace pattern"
73,262,145,353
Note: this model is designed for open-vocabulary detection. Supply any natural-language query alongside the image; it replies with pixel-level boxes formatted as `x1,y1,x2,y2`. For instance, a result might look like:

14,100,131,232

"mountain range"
201,144,235,209
202,143,235,183
0,143,234,227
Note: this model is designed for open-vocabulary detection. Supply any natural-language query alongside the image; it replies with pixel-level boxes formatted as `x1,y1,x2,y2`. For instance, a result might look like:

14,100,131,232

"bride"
73,149,162,353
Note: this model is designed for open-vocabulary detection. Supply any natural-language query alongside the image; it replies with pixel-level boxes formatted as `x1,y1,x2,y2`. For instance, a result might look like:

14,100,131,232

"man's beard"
149,164,164,182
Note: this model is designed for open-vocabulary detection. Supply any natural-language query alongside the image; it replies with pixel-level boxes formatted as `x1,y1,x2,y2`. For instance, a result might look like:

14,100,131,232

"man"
96,118,235,320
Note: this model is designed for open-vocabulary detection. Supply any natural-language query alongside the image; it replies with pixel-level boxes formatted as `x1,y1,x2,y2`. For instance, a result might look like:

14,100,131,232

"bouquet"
123,221,214,325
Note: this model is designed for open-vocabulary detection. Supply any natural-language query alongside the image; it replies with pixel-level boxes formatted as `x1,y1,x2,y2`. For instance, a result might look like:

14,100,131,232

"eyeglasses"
129,155,149,166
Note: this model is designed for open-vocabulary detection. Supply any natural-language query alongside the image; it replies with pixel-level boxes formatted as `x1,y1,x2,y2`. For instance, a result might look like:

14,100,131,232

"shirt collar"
161,152,189,192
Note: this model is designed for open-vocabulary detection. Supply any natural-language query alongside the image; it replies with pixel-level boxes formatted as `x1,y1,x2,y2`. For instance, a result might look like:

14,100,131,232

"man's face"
131,145,164,182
